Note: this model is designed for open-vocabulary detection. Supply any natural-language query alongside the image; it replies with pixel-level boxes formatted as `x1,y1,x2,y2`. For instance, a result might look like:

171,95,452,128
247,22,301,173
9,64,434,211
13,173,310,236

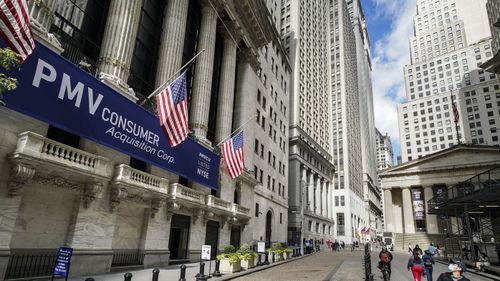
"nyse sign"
2,41,220,190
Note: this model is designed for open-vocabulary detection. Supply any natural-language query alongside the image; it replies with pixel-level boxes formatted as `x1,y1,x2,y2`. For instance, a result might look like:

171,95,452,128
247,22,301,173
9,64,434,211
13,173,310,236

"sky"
360,0,417,162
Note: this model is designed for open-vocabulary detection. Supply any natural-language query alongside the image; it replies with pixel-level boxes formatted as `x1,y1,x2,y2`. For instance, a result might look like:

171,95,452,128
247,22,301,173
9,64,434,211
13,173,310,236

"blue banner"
2,41,219,190
53,247,73,277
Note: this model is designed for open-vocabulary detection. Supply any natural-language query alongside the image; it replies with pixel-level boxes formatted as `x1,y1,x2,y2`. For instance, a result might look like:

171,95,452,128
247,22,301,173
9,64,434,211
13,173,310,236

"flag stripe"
156,72,189,147
0,0,34,60
221,131,244,179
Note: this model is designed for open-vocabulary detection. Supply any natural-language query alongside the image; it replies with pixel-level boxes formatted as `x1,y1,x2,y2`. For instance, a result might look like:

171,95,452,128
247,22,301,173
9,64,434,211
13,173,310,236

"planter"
241,258,255,270
219,258,241,273
285,252,292,259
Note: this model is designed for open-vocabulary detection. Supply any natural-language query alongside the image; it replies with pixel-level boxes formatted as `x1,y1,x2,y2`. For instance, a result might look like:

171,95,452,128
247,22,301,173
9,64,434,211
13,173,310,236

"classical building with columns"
379,144,500,250
0,0,290,278
281,0,336,250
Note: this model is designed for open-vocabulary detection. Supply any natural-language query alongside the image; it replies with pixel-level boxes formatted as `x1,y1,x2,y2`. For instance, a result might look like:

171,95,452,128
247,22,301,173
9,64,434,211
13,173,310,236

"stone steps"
394,233,444,251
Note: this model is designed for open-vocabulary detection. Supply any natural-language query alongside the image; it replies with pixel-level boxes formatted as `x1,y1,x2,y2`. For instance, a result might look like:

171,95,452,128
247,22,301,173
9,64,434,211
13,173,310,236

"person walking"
414,244,423,256
408,251,425,281
422,250,435,281
408,243,413,254
436,263,471,281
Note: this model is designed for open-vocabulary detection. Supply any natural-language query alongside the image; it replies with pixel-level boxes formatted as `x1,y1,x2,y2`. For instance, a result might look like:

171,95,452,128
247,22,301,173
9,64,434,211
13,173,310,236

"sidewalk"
70,254,312,281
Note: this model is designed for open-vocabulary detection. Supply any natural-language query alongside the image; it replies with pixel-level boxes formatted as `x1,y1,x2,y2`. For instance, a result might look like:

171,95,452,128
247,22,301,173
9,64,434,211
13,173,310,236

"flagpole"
139,49,205,106
215,114,258,147
450,90,461,144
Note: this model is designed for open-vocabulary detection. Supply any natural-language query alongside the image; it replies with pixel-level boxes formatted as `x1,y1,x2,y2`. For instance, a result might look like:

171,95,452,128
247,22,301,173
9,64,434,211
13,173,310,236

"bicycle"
381,263,391,281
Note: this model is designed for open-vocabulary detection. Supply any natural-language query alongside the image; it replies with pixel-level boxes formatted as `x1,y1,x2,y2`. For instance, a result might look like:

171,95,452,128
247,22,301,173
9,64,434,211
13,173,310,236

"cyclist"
378,246,393,278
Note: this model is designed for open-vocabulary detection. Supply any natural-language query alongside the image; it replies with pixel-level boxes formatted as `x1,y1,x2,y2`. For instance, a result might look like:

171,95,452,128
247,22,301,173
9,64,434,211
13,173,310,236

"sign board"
53,247,73,277
257,242,266,253
201,245,211,260
1,40,220,190
411,188,425,221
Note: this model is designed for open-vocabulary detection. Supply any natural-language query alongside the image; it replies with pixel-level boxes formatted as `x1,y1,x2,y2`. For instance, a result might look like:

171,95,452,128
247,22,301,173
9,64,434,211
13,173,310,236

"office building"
375,129,394,170
398,0,500,163
281,0,336,251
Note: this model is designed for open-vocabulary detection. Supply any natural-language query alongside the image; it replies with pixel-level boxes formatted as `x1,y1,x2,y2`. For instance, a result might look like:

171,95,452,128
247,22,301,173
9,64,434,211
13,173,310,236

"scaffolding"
427,166,500,265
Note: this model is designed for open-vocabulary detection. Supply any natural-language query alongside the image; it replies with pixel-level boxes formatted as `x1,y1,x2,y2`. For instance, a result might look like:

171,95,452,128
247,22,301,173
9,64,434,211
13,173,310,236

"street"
231,248,496,281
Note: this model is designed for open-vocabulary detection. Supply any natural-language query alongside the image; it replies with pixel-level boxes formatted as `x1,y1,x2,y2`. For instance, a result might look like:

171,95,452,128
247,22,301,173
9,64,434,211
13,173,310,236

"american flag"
452,100,460,123
221,131,244,179
0,0,35,61
156,72,189,147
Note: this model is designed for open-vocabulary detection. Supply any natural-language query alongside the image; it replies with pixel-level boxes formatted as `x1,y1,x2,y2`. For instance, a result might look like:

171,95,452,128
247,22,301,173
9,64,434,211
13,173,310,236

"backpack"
423,255,433,267
381,252,390,263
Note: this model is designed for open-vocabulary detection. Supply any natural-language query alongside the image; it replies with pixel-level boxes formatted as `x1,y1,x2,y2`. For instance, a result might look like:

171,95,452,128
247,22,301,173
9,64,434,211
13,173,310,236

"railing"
13,131,110,178
111,249,145,267
112,164,169,195
4,248,58,279
60,41,99,77
169,183,205,205
206,195,230,210
231,203,250,217
427,167,500,211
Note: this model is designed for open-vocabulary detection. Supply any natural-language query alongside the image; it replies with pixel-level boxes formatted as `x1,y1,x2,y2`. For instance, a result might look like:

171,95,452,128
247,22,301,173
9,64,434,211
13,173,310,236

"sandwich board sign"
257,242,266,253
201,245,211,260
52,247,73,280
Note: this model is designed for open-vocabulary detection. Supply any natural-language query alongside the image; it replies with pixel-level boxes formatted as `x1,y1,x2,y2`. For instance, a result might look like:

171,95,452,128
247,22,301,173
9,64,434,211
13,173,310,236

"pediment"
381,145,500,175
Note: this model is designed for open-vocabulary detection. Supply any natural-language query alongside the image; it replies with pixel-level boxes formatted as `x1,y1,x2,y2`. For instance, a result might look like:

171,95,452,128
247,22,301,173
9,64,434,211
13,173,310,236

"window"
280,213,282,224
340,196,345,206
255,203,259,217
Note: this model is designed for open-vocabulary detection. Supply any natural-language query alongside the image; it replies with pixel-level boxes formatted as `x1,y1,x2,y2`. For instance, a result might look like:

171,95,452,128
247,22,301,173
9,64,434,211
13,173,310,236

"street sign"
201,245,211,260
53,247,73,279
257,242,266,253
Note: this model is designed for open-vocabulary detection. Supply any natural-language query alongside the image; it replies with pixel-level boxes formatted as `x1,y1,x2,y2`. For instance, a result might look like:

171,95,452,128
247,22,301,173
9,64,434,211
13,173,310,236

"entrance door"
265,211,272,248
205,221,219,259
230,226,241,249
169,214,190,260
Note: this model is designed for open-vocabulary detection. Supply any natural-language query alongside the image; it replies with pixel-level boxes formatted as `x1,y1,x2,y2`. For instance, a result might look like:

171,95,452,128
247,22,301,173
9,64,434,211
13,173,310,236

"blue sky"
359,0,417,162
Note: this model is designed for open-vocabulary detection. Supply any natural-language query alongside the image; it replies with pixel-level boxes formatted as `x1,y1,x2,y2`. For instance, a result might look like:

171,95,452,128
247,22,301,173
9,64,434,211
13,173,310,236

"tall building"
375,129,394,170
0,0,290,278
329,0,366,244
481,0,500,74
347,0,383,239
281,0,336,251
398,0,500,163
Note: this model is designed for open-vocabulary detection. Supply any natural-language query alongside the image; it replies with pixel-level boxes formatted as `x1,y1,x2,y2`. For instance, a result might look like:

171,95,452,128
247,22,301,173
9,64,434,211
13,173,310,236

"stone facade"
379,145,500,248
0,0,288,278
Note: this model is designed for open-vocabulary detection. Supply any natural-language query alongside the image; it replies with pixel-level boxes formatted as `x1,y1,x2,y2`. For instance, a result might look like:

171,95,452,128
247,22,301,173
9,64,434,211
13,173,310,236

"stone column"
234,49,259,168
155,0,189,87
140,202,171,267
301,166,307,207
28,0,63,52
190,1,219,144
97,0,142,101
322,181,327,217
327,182,332,219
402,187,415,234
424,186,439,234
215,24,239,143
315,176,321,215
188,210,206,261
383,188,395,233
308,171,315,212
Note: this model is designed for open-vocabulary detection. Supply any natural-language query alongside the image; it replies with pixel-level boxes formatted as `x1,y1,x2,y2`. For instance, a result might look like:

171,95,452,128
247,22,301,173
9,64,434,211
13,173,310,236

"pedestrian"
352,243,355,252
428,243,438,256
436,263,471,281
408,243,413,254
422,250,435,281
414,244,423,256
341,241,345,250
408,251,425,281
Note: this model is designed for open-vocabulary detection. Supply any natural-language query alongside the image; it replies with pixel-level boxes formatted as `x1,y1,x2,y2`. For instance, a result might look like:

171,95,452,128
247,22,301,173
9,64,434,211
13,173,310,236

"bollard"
124,272,133,281
85,278,95,281
152,268,160,281
256,253,263,266
195,262,208,281
272,252,275,263
179,264,186,281
263,252,270,265
213,259,222,277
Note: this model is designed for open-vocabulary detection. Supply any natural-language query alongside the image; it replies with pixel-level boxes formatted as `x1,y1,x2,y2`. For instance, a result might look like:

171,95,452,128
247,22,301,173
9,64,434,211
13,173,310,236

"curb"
213,252,318,281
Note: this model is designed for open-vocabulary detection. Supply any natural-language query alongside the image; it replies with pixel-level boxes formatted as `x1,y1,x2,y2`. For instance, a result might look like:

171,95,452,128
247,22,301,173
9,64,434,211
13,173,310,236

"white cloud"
371,0,416,157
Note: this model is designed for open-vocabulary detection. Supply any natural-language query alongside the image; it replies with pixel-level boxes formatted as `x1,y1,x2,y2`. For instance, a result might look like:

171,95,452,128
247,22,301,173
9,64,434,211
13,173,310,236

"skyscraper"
329,0,367,244
281,0,336,251
347,0,383,239
398,0,500,163
375,129,394,170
